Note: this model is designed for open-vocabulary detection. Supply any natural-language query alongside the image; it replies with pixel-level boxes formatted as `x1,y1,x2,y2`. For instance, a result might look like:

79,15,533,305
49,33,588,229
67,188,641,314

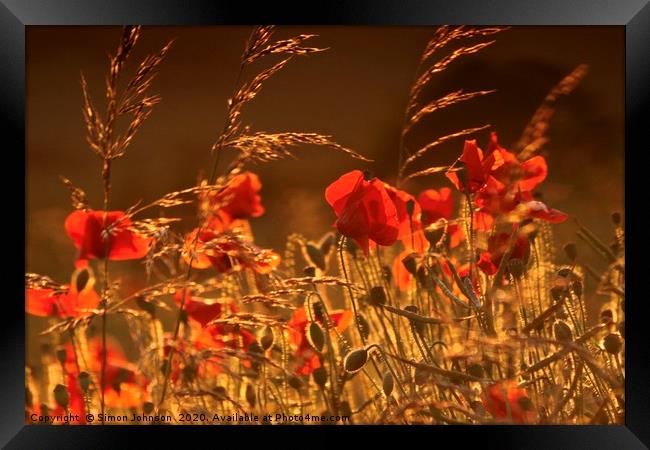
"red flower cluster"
444,133,568,275
186,172,280,274
447,133,567,232
326,170,467,256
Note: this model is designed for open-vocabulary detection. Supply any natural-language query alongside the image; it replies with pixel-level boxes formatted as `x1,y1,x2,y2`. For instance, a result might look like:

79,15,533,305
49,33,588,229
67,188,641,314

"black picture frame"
3,1,648,448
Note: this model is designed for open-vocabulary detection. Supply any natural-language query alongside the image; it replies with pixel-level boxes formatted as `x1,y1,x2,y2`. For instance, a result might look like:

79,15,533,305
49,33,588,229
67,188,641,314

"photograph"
24,24,625,427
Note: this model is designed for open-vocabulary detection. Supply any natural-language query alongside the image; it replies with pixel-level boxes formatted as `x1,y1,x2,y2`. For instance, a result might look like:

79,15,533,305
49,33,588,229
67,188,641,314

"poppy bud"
424,219,447,246
618,321,625,340
550,286,565,302
303,266,316,277
343,348,369,373
600,309,613,325
136,297,156,315
563,242,578,262
611,212,621,225
401,253,418,275
56,348,67,365
406,199,415,217
467,363,485,379
288,375,303,390
260,326,275,351
306,322,325,353
74,267,91,292
357,313,371,340
312,367,328,387
213,386,227,401
382,371,394,397
305,243,326,271
369,286,387,306
78,371,91,392
53,384,69,409
507,258,526,278
245,383,256,407
603,333,623,354
143,401,154,414
553,321,573,341
557,267,573,278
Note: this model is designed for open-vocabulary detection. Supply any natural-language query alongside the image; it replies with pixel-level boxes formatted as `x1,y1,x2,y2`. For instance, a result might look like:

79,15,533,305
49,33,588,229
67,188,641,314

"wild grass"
25,26,624,425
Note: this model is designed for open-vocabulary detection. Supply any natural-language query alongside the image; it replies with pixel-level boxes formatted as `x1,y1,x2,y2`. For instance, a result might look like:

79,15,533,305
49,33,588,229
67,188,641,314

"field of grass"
25,25,624,425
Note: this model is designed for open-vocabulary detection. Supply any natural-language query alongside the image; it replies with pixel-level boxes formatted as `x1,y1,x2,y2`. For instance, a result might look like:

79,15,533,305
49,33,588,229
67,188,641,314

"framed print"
2,0,648,448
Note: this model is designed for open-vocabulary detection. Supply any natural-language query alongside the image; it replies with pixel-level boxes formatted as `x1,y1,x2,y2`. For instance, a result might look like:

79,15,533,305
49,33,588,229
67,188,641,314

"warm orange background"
26,26,624,363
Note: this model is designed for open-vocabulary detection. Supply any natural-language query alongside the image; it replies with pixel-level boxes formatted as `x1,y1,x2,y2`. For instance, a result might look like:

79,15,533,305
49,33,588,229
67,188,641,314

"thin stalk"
157,62,245,412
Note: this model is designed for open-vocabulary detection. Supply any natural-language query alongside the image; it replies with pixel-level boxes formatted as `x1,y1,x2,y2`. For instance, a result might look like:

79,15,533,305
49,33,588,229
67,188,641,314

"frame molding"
3,1,647,448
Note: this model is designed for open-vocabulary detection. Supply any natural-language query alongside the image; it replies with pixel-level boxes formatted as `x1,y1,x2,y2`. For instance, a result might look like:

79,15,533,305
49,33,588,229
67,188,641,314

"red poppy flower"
206,171,264,223
65,210,152,263
477,231,530,276
26,267,100,317
183,222,280,274
485,132,548,193
483,381,536,423
474,177,568,231
418,187,454,226
384,184,429,253
446,139,504,194
288,306,352,375
473,177,523,231
325,170,400,255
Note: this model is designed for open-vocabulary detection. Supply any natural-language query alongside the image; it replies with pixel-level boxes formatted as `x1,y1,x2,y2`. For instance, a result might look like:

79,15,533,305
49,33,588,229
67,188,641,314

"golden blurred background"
26,26,624,365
